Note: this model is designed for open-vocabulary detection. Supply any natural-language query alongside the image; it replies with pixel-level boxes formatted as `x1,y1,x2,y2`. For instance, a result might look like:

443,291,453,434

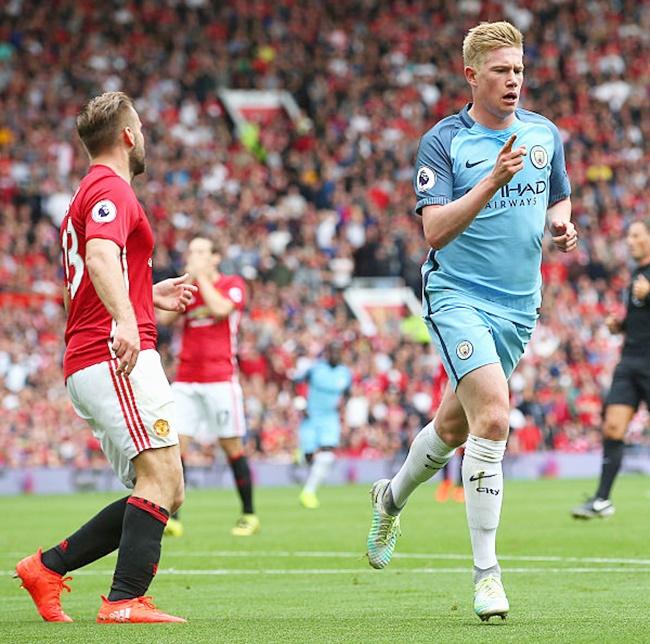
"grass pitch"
1,475,649,643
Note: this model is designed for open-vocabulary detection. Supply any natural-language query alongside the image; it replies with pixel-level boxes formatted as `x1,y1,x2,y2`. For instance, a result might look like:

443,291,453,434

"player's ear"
122,126,136,149
464,65,479,88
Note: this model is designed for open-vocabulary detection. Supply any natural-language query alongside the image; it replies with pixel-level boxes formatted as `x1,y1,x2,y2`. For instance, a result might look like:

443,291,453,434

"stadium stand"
0,0,648,468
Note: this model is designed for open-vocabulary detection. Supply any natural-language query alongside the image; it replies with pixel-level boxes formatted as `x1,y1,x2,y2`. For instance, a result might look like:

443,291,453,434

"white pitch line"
158,551,650,566
5,567,650,577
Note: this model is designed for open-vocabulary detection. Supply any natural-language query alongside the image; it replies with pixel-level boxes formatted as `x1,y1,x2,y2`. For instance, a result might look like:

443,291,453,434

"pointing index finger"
502,134,517,153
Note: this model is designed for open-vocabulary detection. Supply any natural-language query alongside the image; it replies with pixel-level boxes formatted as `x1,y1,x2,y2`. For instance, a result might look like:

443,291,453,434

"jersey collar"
461,103,523,136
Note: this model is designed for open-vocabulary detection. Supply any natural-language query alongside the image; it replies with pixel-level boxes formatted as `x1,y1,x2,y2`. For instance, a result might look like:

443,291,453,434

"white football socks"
303,450,335,494
462,434,507,571
389,422,457,511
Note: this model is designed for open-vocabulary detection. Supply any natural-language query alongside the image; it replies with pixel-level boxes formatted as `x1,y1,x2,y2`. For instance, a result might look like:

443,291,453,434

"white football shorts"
171,380,247,440
66,349,179,488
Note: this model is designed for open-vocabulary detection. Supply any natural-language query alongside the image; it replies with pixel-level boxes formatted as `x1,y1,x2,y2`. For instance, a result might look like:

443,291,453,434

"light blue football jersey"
414,104,571,325
305,361,352,417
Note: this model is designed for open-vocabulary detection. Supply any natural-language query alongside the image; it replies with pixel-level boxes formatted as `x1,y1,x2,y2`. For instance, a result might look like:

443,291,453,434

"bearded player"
159,237,259,537
15,92,196,623
365,22,577,621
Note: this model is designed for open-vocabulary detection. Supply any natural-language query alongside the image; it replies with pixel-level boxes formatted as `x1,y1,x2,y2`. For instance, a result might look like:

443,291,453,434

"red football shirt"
60,164,156,378
175,275,246,383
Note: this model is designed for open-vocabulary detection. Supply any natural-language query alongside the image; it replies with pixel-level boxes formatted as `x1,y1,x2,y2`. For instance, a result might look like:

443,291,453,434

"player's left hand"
153,274,197,312
632,274,650,302
550,220,578,253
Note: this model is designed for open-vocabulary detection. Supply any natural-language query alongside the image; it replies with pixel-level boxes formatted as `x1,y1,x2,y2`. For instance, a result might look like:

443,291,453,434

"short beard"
129,148,146,177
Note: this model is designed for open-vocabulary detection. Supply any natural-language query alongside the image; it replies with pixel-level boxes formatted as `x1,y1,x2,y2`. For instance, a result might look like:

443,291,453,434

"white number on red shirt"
62,219,84,299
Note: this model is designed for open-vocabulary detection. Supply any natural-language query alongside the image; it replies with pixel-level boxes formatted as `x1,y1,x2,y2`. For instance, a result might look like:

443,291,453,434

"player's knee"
144,448,183,493
162,463,183,512
220,437,243,458
171,480,185,513
472,406,509,440
168,456,184,487
602,419,625,440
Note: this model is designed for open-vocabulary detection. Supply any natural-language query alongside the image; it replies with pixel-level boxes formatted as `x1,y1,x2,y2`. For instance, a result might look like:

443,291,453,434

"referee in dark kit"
572,217,650,519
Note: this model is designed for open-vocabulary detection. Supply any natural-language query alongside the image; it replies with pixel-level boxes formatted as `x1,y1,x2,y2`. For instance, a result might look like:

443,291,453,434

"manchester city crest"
530,145,548,169
456,341,473,360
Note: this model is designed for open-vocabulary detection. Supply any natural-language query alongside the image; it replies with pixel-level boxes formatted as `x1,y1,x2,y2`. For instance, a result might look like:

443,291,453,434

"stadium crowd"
1,0,649,469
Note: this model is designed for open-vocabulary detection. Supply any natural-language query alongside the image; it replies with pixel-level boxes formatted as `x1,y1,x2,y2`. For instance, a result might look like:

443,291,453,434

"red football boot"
15,549,73,622
96,595,187,623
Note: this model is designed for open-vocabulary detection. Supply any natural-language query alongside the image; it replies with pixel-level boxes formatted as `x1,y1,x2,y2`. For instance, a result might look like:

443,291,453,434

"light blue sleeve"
548,123,571,205
413,123,456,215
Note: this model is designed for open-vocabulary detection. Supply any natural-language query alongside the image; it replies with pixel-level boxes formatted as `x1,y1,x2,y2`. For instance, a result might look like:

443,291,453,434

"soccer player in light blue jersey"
366,21,577,622
297,343,352,509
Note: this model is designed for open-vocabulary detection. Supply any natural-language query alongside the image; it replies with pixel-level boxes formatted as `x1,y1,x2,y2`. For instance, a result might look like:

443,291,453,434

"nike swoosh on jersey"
465,158,488,168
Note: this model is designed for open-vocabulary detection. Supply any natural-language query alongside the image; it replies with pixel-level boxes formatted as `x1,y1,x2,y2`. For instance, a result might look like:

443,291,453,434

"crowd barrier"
1,449,649,495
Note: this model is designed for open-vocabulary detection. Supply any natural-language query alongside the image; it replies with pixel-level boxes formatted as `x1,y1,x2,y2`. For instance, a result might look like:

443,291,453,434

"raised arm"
195,273,236,320
421,134,526,249
153,273,196,325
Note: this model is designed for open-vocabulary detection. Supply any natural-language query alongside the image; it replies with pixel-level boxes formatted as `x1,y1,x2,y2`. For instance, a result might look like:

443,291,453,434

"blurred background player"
435,448,464,504
365,21,576,622
572,218,650,519
159,237,259,537
295,344,352,509
16,92,194,623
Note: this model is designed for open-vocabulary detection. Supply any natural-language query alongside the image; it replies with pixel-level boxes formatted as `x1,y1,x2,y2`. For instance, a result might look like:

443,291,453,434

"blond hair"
463,21,523,69
76,91,136,157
